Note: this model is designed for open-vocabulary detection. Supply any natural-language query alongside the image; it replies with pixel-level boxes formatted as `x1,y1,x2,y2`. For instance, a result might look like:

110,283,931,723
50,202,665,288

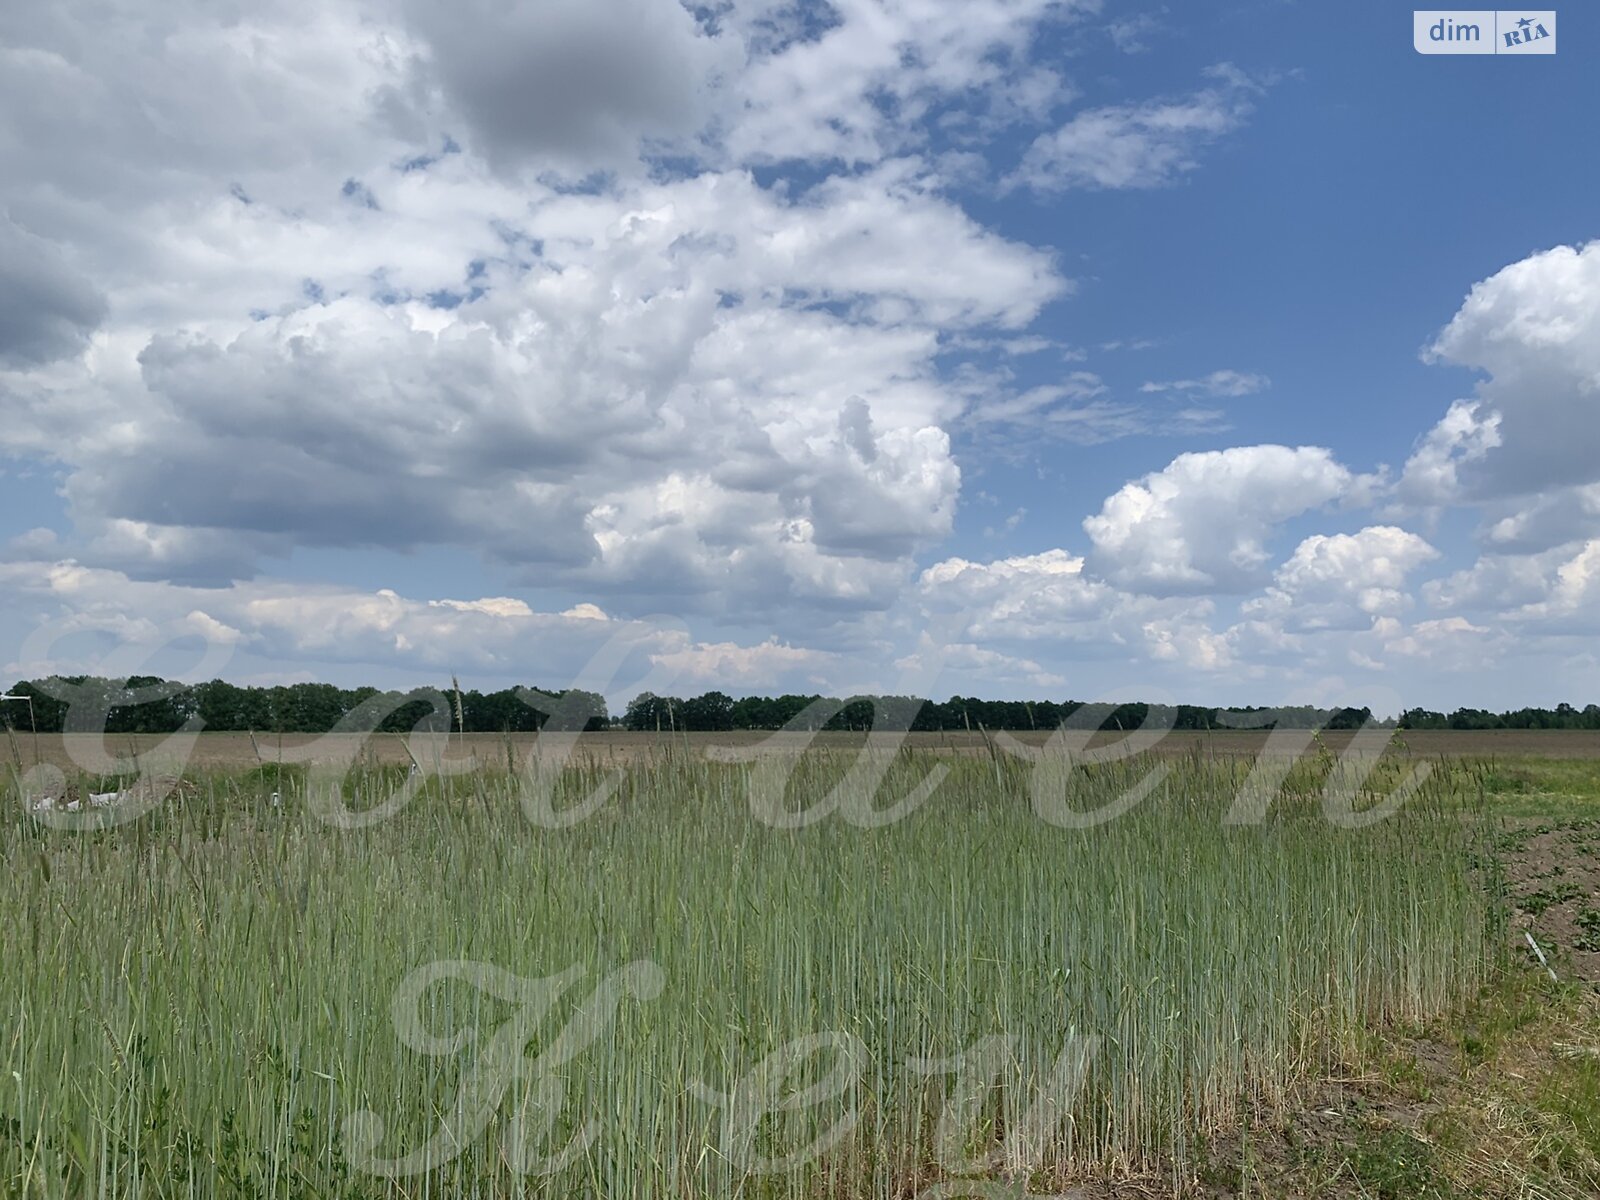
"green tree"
624,692,682,732
681,691,734,732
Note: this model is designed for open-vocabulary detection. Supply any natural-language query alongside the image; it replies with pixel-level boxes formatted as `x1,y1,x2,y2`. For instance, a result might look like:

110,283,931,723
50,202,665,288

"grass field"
1,745,1597,1197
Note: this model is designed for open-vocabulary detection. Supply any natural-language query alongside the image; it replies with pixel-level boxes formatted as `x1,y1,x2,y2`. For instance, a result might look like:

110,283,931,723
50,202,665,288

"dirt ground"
6,727,1600,772
1502,817,1600,991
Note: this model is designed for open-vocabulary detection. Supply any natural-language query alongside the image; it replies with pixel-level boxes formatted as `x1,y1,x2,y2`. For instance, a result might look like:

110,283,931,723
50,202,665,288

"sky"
1,0,1597,715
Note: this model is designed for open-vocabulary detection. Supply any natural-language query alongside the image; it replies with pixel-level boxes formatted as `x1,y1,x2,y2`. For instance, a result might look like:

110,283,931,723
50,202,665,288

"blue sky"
951,1,1597,553
1,0,1597,713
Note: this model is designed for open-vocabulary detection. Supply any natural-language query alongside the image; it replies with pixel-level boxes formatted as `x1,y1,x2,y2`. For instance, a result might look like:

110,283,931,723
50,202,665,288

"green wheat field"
1,748,1512,1197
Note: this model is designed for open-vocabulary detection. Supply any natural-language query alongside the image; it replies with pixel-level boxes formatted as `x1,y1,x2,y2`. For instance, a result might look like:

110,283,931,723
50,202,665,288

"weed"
1575,908,1600,953
1518,882,1584,915
1343,1127,1454,1199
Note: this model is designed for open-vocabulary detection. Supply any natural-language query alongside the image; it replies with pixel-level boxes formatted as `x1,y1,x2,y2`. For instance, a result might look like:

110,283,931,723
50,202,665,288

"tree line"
1396,704,1600,731
0,677,608,735
3,676,1597,736
620,692,1382,733
623,696,1600,732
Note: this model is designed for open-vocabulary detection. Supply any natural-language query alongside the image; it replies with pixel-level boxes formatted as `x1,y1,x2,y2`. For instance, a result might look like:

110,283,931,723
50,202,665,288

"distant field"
6,726,1600,771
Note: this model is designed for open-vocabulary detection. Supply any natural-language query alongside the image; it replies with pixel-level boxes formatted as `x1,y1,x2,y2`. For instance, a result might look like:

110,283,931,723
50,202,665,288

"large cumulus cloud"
6,165,1058,615
1082,445,1356,595
1402,242,1600,545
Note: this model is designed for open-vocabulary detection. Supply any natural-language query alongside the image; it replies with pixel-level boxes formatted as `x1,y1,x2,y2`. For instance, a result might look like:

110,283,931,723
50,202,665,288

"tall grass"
1,751,1495,1197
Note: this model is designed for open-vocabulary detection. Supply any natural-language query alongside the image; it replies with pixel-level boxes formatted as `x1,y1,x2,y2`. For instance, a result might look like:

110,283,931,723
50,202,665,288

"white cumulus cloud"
1402,242,1600,547
1243,526,1439,631
1082,445,1355,595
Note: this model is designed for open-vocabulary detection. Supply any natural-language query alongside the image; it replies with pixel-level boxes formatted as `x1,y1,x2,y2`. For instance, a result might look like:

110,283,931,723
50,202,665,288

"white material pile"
29,789,128,814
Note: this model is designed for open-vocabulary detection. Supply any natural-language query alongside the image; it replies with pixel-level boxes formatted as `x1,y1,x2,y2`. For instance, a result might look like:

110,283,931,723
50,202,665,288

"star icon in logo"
1517,15,1534,29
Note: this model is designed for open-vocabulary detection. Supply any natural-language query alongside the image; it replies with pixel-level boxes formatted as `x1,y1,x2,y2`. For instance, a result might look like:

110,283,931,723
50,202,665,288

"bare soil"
1502,817,1600,988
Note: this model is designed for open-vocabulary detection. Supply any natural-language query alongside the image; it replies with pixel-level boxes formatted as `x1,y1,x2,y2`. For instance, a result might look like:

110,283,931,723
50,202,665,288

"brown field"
6,726,1600,772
